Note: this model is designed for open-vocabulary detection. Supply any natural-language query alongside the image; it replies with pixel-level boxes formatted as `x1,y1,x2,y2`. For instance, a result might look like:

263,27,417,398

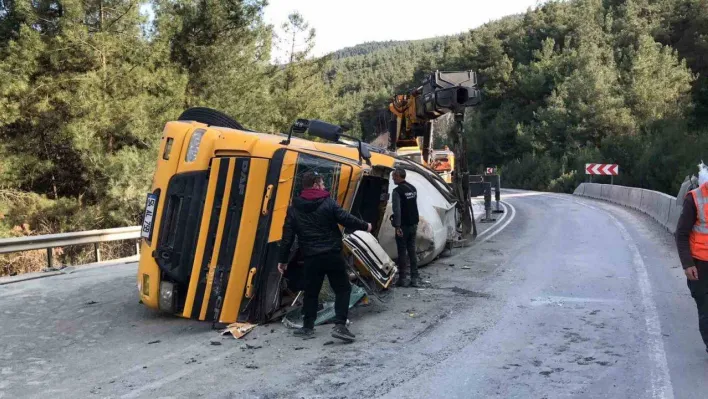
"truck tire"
177,107,245,131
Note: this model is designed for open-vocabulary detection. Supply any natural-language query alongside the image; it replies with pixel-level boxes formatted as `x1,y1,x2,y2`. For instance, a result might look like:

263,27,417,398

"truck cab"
137,116,396,325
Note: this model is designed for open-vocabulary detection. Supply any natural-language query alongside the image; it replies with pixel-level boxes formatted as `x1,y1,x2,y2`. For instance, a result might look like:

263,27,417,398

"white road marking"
476,201,509,238
120,367,195,399
119,351,228,399
529,295,625,306
498,192,547,199
555,195,674,399
479,201,516,243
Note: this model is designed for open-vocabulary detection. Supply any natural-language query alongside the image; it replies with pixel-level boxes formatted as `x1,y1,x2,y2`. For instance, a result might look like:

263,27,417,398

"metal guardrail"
0,226,142,267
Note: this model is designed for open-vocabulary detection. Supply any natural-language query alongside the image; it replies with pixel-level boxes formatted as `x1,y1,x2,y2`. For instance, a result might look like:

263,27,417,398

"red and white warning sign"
585,163,619,175
486,167,495,175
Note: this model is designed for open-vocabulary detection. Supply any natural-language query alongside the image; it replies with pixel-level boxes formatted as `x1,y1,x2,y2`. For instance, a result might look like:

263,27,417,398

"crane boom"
387,70,482,238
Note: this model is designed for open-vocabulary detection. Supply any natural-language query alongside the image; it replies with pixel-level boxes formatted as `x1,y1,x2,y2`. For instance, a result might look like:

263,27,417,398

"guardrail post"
492,175,503,214
46,248,53,268
94,243,101,263
480,182,496,223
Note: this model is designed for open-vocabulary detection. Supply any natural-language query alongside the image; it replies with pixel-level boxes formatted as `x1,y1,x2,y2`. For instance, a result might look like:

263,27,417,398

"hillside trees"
2,0,708,273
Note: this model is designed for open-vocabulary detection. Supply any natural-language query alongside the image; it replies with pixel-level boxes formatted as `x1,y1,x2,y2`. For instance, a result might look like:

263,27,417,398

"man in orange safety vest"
676,162,708,353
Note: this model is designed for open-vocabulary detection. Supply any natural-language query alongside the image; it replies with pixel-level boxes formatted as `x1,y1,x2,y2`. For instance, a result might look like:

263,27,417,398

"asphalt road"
1,191,705,399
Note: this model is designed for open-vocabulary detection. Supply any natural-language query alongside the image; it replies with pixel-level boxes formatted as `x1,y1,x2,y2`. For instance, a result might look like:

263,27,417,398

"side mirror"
307,120,342,142
281,119,310,145
292,119,309,134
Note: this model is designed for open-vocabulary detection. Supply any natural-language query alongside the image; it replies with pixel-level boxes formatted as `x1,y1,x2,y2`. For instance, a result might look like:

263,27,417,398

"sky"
264,0,542,59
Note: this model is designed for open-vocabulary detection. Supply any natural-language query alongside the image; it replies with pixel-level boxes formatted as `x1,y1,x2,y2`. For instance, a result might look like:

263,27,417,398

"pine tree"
0,0,182,227
270,12,333,132
153,0,273,131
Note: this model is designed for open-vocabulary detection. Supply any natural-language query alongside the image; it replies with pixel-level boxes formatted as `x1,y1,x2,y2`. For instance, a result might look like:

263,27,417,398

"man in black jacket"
278,171,371,341
391,168,420,287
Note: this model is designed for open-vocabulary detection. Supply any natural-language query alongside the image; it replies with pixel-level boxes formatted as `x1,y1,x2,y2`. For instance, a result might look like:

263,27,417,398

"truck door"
221,149,358,324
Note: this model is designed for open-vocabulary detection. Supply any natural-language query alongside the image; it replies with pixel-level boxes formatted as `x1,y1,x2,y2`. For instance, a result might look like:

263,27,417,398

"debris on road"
210,341,222,346
245,364,259,369
450,287,490,298
147,340,161,345
85,300,98,305
461,266,471,270
323,341,335,346
220,322,257,339
282,283,367,329
244,343,262,350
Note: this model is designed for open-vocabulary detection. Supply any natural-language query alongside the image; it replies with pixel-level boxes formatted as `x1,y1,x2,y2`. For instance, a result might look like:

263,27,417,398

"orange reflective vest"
689,184,708,261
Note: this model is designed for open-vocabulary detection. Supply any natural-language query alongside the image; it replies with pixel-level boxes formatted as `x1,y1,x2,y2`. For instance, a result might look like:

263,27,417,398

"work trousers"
302,251,351,329
687,259,708,349
395,224,418,281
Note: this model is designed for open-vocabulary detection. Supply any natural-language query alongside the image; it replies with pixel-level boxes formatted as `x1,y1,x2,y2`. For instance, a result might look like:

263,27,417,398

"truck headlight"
159,281,175,313
185,129,206,162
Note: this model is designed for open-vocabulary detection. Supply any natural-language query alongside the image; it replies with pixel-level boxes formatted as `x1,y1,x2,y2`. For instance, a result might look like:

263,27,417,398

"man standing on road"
391,168,420,287
278,171,371,342
676,163,708,353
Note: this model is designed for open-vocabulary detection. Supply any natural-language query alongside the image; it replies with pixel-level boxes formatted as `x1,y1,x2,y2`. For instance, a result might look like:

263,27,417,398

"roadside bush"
501,154,560,191
548,170,580,193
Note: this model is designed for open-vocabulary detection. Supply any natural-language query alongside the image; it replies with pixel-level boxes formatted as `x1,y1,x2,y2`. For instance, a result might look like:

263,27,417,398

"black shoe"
293,327,314,337
331,325,356,342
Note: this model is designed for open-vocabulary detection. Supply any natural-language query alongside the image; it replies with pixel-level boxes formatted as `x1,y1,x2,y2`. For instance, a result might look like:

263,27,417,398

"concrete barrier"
573,183,679,234
666,199,681,234
601,184,613,201
628,188,643,210
573,183,586,196
655,192,673,227
610,185,630,206
585,183,602,199
640,189,656,220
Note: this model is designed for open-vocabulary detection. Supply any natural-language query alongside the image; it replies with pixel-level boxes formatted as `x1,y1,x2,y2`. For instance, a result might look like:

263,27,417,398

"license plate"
141,193,158,240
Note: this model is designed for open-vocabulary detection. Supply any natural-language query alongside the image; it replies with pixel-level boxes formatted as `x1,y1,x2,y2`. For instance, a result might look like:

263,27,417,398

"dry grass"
0,240,139,277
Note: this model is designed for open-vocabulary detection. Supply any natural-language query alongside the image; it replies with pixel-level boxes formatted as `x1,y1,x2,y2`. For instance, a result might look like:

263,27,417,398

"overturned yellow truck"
137,108,465,325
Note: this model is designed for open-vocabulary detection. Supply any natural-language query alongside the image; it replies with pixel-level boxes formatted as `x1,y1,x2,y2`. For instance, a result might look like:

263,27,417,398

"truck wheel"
177,107,245,130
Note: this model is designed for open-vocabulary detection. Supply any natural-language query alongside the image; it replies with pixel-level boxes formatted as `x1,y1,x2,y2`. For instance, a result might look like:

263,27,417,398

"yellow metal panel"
337,164,352,206
370,153,395,168
343,167,364,210
267,151,298,243
182,158,222,318
218,158,269,323
138,122,191,309
198,159,237,320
